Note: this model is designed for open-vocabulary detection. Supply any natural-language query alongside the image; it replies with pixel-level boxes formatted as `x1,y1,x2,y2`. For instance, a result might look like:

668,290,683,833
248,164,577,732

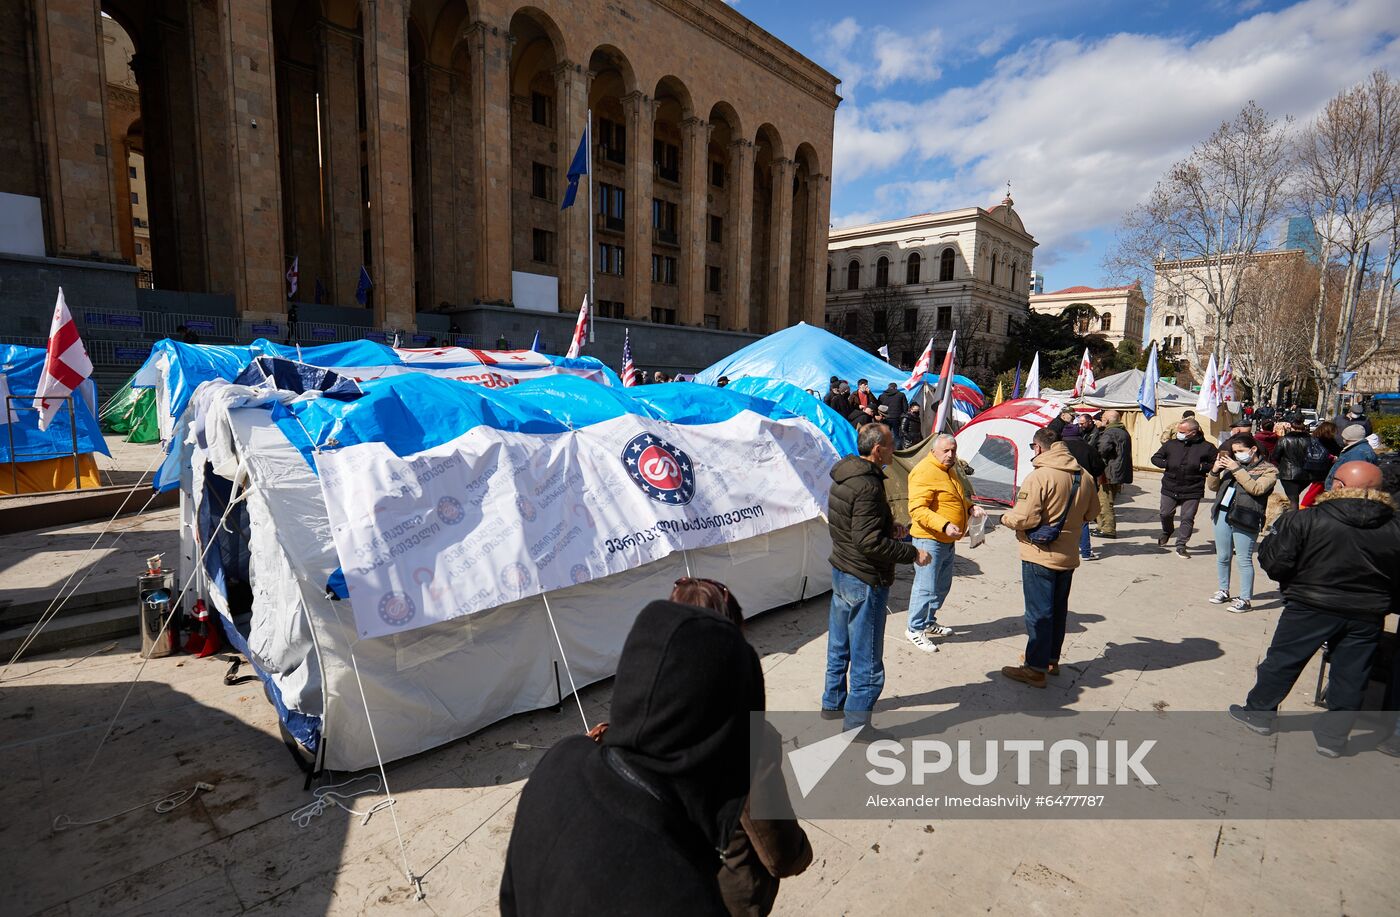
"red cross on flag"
1071,348,1096,398
32,288,93,431
565,294,589,359
903,336,934,390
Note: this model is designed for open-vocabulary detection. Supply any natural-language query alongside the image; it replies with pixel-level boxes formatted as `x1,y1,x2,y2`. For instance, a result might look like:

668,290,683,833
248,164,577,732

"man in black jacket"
501,600,764,915
1229,462,1400,756
823,423,930,731
878,383,910,446
1092,410,1133,537
1059,420,1105,560
1272,416,1314,509
1151,417,1218,556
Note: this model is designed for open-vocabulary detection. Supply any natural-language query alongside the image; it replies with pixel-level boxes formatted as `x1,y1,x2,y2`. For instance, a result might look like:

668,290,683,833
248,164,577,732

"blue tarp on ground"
691,322,982,398
0,345,109,463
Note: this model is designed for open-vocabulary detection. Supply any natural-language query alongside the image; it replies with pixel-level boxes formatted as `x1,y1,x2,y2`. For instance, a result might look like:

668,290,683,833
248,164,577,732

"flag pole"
586,108,595,344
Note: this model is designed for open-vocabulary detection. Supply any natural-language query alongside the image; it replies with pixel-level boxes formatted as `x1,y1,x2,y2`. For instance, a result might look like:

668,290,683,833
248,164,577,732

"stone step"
0,584,133,629
0,604,140,661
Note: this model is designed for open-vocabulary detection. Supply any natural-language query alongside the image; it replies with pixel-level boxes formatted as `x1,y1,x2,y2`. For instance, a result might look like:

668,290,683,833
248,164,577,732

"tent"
721,376,857,457
0,344,108,494
99,375,160,443
179,370,839,771
1049,369,1232,471
692,322,982,399
952,399,1064,506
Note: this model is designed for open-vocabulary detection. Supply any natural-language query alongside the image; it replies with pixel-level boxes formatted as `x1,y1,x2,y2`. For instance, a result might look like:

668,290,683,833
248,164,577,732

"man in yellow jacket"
905,433,985,652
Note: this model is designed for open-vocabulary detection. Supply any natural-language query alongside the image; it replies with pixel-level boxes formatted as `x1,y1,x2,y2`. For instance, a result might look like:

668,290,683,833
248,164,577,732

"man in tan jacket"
998,428,1101,688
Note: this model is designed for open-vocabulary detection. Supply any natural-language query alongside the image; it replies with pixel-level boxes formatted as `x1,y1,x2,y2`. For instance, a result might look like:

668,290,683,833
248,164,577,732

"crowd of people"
823,377,920,447
501,395,1399,915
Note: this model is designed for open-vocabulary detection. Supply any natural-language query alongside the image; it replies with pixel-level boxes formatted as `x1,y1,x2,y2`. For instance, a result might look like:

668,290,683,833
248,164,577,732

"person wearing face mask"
1151,418,1219,556
1206,434,1278,612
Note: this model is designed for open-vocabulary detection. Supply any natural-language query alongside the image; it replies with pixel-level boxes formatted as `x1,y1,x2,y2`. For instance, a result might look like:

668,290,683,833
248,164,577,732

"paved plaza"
2,480,1397,916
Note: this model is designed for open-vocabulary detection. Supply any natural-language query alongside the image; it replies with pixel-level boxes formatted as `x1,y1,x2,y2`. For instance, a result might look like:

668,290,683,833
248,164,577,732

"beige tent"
1048,369,1233,471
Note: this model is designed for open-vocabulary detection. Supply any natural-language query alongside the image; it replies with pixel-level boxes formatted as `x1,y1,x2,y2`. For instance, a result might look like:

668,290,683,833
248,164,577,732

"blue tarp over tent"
691,322,982,397
721,376,858,457
0,345,109,463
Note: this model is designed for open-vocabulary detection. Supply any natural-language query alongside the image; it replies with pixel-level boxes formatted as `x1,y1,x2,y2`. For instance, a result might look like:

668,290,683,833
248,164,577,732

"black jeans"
1159,494,1200,546
1280,479,1307,510
1244,602,1381,744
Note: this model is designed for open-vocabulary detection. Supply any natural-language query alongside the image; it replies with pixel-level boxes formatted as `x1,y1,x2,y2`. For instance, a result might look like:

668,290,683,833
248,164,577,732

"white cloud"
833,0,1400,276
869,27,943,88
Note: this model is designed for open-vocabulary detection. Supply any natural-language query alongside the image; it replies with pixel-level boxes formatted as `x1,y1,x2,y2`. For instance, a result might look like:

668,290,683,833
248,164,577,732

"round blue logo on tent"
500,561,532,592
516,494,538,523
378,591,417,628
622,433,695,505
570,563,590,584
437,496,464,526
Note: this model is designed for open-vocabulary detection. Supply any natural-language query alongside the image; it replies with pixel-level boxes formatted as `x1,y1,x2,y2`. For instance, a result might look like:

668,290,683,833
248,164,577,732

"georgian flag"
566,294,590,359
1071,348,1096,398
33,288,93,431
903,336,934,390
621,330,637,387
1220,353,1237,401
1195,352,1222,421
286,256,299,298
931,331,958,433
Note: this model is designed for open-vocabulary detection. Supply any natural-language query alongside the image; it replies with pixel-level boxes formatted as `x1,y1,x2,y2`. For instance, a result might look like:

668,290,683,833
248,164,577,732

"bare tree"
1298,70,1400,410
831,288,995,386
1107,101,1293,376
1230,253,1316,402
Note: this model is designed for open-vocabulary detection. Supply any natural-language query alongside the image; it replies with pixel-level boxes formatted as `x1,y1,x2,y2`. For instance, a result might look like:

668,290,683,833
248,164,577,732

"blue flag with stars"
560,126,589,210
355,266,373,306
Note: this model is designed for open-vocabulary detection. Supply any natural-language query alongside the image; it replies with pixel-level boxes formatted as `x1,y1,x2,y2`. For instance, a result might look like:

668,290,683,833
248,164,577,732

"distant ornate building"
824,196,1036,373
1030,283,1146,347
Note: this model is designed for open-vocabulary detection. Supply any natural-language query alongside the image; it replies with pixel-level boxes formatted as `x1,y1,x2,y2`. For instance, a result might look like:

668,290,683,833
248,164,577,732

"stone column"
724,139,753,332
31,0,121,260
362,0,415,329
277,59,324,304
623,91,653,320
419,62,459,310
207,0,286,315
468,22,513,304
678,116,709,326
765,158,795,332
188,0,236,297
806,172,830,326
318,23,362,306
554,60,589,314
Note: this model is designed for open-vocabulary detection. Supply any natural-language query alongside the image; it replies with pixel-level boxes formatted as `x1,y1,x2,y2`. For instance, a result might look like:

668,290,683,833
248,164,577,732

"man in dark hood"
501,600,764,916
1229,461,1400,757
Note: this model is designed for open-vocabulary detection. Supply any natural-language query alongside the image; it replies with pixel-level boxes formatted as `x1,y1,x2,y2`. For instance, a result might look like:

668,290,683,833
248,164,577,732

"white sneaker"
1209,590,1231,605
906,630,938,653
924,624,954,638
1229,598,1252,613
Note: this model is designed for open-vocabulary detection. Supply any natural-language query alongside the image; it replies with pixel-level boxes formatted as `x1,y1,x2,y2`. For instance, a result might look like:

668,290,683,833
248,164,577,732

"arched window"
1101,314,1112,332
906,253,921,284
846,259,860,290
875,256,889,288
826,262,832,292
939,247,955,282
1010,261,1018,291
990,256,998,286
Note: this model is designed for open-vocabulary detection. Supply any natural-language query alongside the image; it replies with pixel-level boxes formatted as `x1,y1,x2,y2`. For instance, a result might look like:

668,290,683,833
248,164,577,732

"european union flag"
355,266,373,306
560,127,588,210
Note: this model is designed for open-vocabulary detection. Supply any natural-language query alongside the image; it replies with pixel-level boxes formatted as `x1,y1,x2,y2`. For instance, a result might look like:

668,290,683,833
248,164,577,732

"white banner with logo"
330,348,613,389
315,412,838,639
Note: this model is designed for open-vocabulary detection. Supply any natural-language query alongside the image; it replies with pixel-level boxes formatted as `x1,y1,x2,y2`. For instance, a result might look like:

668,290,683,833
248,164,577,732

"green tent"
99,376,161,443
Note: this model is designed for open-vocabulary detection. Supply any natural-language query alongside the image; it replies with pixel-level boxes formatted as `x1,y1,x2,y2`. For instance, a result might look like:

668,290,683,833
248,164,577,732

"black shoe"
1377,734,1400,758
1175,546,1189,558
1228,704,1274,736
819,708,844,721
1091,529,1116,539
1157,533,1171,547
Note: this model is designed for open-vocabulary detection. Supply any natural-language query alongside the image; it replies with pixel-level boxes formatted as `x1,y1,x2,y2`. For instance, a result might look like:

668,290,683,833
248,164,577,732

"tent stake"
553,660,563,712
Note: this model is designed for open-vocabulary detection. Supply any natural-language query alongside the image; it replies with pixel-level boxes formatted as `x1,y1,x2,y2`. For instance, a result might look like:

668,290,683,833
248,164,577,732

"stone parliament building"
0,0,838,369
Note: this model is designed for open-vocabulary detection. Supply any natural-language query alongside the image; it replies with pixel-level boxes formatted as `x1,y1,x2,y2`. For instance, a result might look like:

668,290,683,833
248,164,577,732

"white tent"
953,399,1063,505
179,370,837,771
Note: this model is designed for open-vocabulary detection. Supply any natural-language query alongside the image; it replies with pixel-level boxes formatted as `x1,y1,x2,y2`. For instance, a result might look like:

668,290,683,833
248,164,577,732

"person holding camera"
997,427,1100,689
1206,433,1278,613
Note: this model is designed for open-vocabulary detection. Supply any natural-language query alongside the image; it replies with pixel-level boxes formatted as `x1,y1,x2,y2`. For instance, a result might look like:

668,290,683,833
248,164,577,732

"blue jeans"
907,538,955,633
1022,561,1073,670
1078,523,1092,558
1213,513,1258,600
822,568,890,729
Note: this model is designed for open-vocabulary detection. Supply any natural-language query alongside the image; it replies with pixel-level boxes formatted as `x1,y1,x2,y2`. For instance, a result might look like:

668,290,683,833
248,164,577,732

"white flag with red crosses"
32,288,93,431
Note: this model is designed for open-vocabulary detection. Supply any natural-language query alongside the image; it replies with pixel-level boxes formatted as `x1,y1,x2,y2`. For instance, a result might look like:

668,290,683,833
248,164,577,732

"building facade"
1030,283,1146,347
824,197,1036,375
1,0,838,345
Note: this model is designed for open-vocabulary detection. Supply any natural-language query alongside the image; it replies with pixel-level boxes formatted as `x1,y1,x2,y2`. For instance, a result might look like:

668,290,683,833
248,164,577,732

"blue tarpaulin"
0,345,109,463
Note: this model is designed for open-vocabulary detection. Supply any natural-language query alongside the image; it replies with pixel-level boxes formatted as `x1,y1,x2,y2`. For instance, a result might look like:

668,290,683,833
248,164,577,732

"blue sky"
729,0,1400,291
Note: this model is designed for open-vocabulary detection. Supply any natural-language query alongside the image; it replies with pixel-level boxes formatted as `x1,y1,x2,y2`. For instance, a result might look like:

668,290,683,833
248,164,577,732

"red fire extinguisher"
183,598,222,658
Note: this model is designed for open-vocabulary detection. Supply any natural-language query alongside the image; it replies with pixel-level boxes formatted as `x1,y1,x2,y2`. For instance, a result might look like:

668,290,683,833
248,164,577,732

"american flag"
622,330,637,387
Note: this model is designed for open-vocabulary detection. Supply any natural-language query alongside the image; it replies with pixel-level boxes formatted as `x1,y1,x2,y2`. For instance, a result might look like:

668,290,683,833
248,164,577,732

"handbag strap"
1049,471,1081,530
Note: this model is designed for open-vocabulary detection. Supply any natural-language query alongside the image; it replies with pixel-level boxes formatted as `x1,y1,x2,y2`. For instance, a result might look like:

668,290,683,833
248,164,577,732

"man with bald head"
1230,461,1400,757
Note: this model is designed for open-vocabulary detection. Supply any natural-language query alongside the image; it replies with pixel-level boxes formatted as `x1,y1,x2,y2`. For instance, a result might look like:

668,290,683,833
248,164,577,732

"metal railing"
5,395,84,494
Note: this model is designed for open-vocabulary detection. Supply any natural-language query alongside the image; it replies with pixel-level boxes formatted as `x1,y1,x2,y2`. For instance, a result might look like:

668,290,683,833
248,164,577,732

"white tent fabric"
953,399,1062,505
182,379,834,771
